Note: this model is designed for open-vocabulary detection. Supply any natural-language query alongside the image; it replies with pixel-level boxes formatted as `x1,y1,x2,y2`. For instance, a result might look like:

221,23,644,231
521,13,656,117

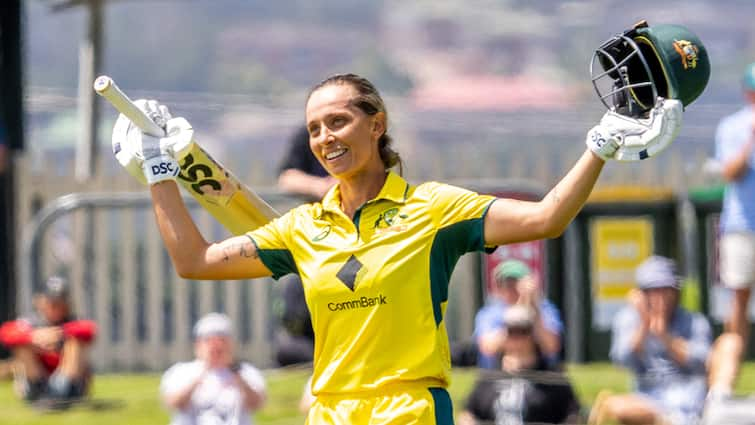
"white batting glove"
111,99,195,185
585,122,621,161
586,98,683,162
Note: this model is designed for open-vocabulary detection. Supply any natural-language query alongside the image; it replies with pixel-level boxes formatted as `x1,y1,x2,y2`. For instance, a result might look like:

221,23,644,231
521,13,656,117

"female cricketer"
113,73,682,423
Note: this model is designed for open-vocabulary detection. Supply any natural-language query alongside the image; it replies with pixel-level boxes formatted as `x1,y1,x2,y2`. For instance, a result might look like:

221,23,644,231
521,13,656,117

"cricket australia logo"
373,207,409,234
672,39,698,70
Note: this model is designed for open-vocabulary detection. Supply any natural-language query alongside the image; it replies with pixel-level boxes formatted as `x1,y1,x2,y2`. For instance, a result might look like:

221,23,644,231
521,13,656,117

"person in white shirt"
160,313,266,425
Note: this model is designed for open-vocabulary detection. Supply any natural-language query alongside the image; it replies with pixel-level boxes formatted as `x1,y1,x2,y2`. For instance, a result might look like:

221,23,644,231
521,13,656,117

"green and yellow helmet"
591,20,710,117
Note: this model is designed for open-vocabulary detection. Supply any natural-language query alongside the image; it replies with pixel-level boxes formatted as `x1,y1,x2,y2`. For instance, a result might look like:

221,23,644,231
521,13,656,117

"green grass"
3,363,755,425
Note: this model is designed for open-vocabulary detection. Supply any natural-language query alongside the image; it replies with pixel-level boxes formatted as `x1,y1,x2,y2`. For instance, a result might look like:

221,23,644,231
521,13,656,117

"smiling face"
305,83,386,180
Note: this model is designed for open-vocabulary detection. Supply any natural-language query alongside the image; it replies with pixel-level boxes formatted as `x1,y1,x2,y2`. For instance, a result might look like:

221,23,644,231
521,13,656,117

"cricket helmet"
591,20,710,117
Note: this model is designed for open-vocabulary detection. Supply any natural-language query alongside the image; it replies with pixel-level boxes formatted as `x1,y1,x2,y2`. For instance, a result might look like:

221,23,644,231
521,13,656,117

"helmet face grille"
591,34,660,117
629,41,669,109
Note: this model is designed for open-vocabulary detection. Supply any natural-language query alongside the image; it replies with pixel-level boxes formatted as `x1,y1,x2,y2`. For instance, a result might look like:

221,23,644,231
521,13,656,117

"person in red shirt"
0,276,96,404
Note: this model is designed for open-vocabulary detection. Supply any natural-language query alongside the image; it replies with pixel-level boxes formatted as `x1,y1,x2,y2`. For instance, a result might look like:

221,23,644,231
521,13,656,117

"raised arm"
109,99,273,281
484,98,682,246
278,168,336,200
150,181,272,280
719,127,755,182
484,149,604,245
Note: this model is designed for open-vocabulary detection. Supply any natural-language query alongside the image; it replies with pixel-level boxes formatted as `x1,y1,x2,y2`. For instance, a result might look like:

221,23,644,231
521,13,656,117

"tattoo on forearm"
221,238,259,262
238,241,258,258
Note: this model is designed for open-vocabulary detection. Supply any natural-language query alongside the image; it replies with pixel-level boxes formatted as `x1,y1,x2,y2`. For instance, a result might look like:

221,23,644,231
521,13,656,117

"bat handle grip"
93,75,166,137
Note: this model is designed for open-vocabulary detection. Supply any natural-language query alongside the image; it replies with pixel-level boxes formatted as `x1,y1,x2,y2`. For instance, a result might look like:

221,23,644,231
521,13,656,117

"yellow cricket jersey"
247,172,496,395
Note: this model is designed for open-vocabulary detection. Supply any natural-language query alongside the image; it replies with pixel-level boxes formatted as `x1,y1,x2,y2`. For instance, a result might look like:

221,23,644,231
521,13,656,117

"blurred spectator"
474,259,563,369
590,256,711,425
277,125,336,200
458,304,581,425
0,276,97,407
714,61,755,354
274,274,314,366
160,313,266,425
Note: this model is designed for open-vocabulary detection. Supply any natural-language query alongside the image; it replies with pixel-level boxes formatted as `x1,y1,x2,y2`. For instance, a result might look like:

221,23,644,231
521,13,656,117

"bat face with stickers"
94,75,279,235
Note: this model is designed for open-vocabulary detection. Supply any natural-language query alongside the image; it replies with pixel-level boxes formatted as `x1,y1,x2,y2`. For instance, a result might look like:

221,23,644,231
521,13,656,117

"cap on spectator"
503,304,535,329
635,255,681,290
493,259,531,283
744,62,755,90
193,313,233,339
38,276,69,301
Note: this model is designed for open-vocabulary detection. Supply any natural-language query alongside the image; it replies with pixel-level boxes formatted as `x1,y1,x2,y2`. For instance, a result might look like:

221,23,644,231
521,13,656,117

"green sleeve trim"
429,387,453,424
429,216,486,326
248,236,297,280
481,198,498,253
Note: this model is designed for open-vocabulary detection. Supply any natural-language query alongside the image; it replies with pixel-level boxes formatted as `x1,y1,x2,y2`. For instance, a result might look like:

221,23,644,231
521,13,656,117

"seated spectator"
274,274,314,366
459,304,582,425
0,276,97,407
589,256,711,425
474,259,563,369
277,125,336,200
160,313,266,425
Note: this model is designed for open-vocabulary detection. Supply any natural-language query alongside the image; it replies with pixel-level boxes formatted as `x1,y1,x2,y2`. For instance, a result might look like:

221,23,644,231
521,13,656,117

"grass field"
3,363,755,425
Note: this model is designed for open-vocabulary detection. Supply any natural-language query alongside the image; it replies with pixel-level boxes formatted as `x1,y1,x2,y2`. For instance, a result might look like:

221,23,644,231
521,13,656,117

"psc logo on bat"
178,152,222,195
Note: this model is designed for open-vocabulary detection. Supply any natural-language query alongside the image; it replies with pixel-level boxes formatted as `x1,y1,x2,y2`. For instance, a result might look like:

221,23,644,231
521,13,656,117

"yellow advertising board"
590,217,654,325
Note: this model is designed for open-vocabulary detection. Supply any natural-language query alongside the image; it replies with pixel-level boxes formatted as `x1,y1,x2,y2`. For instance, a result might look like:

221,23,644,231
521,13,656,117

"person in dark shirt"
459,305,581,425
0,276,97,405
277,125,336,200
274,126,333,366
274,274,315,366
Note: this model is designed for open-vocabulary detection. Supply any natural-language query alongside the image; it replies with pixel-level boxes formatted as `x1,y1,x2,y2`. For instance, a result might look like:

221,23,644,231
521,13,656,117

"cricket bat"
94,75,279,235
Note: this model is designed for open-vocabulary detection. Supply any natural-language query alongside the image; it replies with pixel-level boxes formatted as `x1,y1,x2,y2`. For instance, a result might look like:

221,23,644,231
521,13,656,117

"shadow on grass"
32,397,127,414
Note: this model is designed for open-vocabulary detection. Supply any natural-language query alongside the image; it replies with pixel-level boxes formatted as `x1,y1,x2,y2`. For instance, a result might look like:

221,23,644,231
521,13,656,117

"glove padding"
112,99,195,185
586,98,683,161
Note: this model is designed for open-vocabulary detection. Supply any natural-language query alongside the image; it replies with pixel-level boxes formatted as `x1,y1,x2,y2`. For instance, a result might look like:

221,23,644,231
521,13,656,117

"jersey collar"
320,171,409,216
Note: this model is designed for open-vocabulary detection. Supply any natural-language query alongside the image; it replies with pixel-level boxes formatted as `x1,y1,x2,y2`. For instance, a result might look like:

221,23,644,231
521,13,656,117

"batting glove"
585,122,621,161
586,98,683,162
112,99,195,185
